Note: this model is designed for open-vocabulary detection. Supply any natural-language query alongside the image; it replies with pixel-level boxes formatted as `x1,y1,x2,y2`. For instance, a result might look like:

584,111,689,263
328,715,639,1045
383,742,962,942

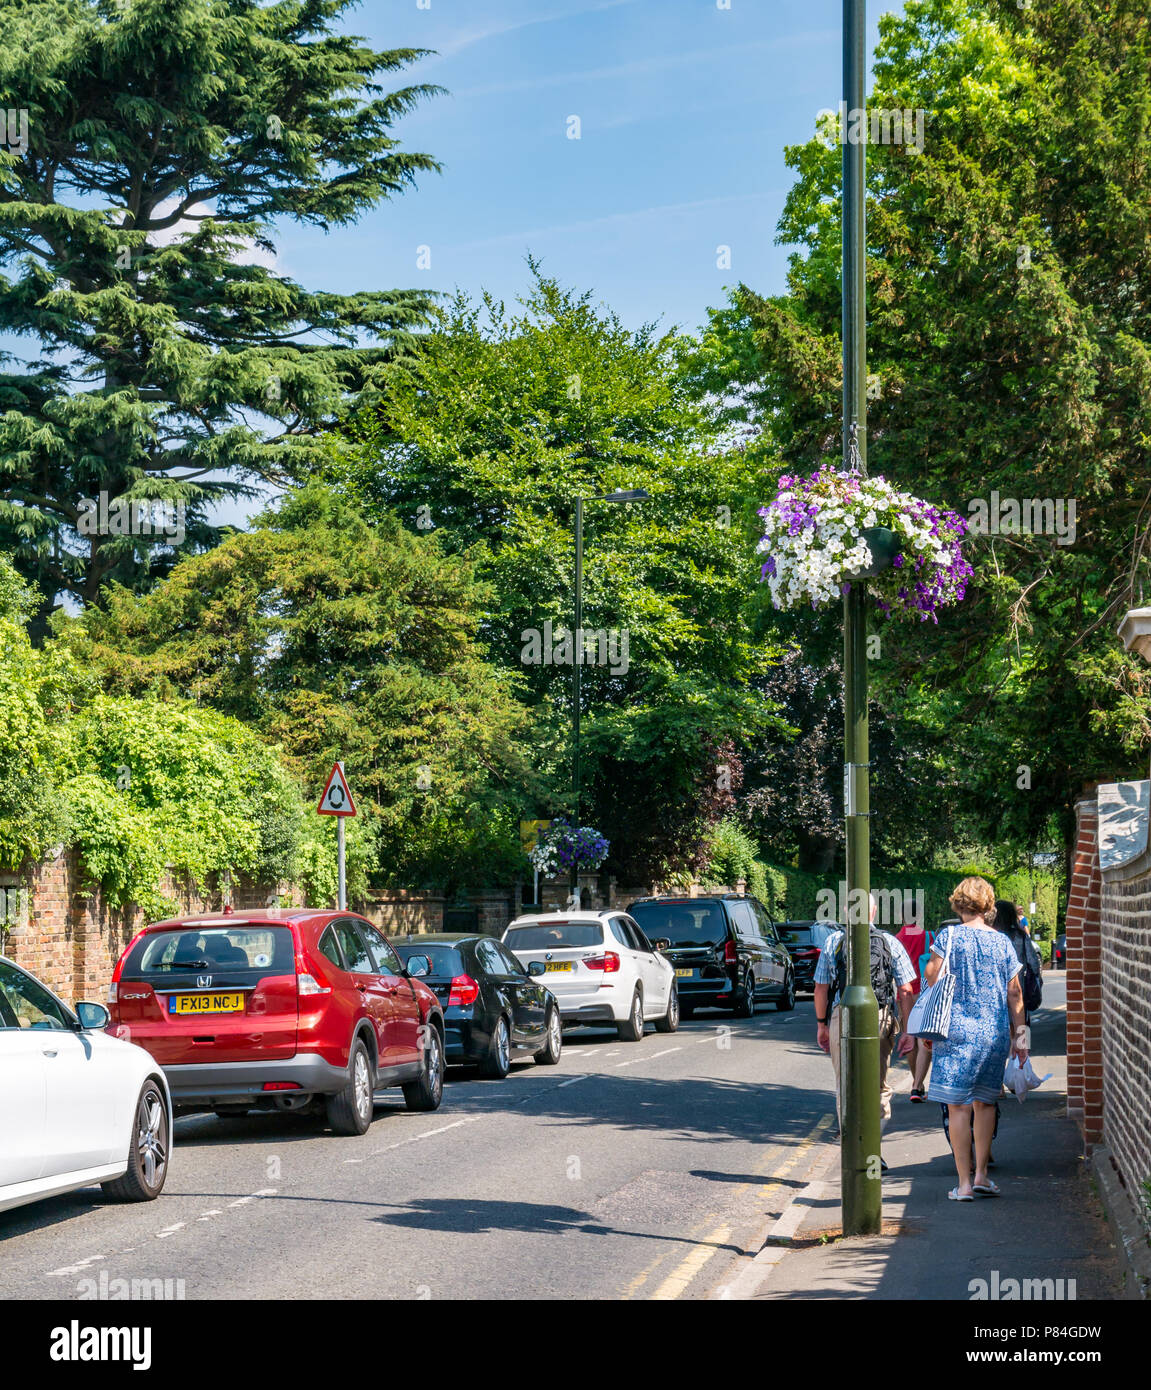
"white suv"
502,911,678,1041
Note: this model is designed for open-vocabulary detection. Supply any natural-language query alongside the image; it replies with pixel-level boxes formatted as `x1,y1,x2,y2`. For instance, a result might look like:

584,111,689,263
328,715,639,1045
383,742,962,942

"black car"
626,894,795,1017
778,920,841,994
1054,933,1066,969
392,933,563,1078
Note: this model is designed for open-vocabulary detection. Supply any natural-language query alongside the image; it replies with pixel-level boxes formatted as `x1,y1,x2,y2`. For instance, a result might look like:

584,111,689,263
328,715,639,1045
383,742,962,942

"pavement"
713,972,1126,1301
0,972,1126,1302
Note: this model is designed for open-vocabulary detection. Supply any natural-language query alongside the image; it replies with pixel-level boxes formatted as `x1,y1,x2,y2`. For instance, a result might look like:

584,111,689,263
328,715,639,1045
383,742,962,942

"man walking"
814,893,917,1158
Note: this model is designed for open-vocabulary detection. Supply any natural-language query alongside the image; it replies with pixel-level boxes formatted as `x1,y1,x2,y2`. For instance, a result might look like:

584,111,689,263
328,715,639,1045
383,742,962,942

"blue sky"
278,0,899,336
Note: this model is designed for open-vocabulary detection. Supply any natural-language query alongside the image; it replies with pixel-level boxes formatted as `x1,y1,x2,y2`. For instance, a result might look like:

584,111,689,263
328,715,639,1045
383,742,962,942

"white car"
0,955,172,1214
502,911,678,1040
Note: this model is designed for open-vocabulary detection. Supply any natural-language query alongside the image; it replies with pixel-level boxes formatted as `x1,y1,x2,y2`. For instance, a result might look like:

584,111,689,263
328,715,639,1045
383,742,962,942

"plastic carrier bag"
1003,1054,1052,1102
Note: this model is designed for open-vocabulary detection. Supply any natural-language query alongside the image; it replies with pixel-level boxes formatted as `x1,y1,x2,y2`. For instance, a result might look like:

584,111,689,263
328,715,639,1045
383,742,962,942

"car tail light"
448,975,480,1007
296,952,332,997
584,953,621,973
723,940,737,966
262,1081,302,1091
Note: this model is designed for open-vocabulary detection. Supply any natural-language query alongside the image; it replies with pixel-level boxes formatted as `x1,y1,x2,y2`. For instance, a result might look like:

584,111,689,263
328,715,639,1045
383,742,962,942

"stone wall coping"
1098,780,1151,882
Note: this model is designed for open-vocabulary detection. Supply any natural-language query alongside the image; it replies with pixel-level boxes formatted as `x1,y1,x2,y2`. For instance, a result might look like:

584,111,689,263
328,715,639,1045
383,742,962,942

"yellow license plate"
675,969,693,978
544,962,573,973
170,992,245,1016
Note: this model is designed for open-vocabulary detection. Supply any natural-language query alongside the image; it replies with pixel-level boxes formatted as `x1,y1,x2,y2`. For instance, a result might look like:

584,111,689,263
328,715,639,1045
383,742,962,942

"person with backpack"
814,893,917,1156
994,900,1043,1016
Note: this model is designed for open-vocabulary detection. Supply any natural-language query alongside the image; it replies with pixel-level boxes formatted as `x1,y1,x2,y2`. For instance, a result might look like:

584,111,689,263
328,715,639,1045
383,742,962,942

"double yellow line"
620,1112,835,1301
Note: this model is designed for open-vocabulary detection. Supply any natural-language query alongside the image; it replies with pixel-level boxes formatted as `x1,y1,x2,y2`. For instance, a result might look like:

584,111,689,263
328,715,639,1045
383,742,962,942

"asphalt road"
0,997,839,1301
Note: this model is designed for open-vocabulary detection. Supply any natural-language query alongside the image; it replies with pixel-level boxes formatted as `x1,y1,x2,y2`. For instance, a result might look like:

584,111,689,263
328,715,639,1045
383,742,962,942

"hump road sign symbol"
317,762,357,816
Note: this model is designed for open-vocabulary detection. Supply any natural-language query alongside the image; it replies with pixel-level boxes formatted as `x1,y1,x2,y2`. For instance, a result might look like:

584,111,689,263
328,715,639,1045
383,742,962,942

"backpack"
829,926,896,1013
1004,927,1043,1013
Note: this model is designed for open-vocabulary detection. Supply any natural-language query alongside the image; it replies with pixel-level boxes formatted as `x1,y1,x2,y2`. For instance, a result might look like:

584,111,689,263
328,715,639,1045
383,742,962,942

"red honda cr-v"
106,909,444,1135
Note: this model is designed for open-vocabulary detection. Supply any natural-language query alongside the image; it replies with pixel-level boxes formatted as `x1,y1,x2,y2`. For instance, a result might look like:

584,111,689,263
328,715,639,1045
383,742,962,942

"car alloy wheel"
548,1009,561,1054
633,992,643,1034
426,1028,443,1101
353,1047,373,1124
136,1086,168,1191
495,1018,510,1072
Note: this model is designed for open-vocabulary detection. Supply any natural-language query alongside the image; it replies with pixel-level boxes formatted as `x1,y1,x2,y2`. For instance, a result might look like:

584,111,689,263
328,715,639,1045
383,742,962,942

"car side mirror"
75,1001,110,1031
527,961,546,977
405,956,430,978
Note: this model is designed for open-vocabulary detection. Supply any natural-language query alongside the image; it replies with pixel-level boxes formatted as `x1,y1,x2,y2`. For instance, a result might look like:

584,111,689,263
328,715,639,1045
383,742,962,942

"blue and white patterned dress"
927,924,1022,1105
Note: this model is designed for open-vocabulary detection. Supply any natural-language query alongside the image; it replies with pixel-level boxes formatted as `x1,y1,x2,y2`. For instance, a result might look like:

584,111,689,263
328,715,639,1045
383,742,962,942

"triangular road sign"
317,762,356,816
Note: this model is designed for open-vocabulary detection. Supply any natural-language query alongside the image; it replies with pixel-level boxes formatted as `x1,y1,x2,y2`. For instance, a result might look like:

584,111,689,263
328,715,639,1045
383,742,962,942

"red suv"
106,909,444,1135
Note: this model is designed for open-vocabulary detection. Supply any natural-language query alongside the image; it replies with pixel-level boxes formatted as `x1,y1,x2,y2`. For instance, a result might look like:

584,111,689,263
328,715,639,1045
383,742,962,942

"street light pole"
840,0,882,1236
573,493,584,831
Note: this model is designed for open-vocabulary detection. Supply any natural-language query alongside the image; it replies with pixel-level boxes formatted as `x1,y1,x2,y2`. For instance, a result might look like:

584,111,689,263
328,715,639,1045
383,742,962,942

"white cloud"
452,30,835,99
448,191,779,253
429,0,643,61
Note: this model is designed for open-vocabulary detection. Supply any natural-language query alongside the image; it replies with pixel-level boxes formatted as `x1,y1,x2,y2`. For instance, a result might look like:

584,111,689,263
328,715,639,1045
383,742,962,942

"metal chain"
845,420,863,474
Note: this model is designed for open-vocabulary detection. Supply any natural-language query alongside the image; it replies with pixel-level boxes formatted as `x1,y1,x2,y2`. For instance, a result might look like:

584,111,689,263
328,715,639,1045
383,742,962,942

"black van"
626,894,795,1017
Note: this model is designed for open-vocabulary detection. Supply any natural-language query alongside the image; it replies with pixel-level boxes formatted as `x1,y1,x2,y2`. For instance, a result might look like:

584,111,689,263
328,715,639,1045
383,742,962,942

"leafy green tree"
0,0,441,630
66,484,536,892
696,0,1151,858
327,268,784,883
57,692,314,917
0,555,68,867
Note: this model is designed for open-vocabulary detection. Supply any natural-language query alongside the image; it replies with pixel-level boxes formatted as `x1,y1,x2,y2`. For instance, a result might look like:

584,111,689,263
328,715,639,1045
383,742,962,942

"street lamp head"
602,488,649,503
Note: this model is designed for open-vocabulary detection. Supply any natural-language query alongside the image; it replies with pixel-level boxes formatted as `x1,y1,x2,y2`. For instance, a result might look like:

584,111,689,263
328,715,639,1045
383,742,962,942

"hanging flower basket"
529,817,610,874
756,468,972,622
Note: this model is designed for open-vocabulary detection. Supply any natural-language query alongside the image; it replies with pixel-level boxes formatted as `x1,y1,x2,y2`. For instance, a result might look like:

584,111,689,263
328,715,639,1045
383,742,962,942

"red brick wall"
1100,872,1151,1203
1066,798,1103,1140
1,851,282,1004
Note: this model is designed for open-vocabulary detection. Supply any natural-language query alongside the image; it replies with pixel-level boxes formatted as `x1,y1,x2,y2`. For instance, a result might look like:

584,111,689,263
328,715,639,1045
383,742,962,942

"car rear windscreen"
627,902,728,947
505,921,604,950
396,944,464,976
124,926,295,978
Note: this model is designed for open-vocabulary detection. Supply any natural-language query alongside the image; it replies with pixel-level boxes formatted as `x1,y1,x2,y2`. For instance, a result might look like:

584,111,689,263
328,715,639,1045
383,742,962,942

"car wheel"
100,1080,169,1202
733,969,756,1018
326,1038,375,1136
654,982,680,1033
617,988,645,1042
533,1007,563,1064
404,1025,445,1111
776,970,796,1012
480,1015,512,1079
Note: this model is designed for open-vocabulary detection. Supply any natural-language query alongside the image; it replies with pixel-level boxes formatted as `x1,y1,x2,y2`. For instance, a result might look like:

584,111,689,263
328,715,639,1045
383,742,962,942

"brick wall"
1066,798,1103,1139
1065,787,1151,1225
1099,872,1151,1211
0,850,283,1003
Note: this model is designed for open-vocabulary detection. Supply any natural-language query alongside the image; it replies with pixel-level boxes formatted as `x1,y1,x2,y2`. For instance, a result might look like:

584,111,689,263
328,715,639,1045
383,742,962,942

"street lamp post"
571,488,649,904
840,0,882,1236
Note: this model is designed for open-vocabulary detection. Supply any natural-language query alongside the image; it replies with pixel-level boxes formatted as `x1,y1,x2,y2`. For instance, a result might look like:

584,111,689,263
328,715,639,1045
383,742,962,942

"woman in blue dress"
923,877,1028,1201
